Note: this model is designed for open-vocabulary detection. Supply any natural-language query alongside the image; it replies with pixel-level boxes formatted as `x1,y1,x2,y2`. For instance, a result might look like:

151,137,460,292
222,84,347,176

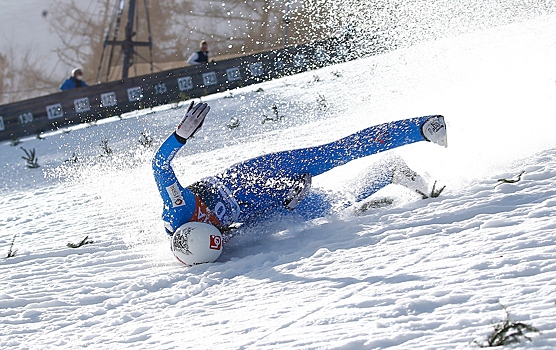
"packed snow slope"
2,14,556,350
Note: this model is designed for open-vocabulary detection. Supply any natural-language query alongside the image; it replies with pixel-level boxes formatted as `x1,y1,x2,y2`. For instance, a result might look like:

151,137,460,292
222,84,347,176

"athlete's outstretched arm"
152,133,192,207
152,102,210,233
152,101,210,204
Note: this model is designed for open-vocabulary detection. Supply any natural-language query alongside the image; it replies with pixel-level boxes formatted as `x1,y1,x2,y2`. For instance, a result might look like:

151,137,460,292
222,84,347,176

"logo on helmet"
173,228,192,255
209,235,222,250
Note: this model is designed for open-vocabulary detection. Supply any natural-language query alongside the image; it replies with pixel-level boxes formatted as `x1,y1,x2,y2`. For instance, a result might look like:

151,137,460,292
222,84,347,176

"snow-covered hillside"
1,13,556,349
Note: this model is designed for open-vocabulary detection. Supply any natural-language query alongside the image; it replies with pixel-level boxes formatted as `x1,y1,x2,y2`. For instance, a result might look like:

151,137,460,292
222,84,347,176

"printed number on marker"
18,112,33,125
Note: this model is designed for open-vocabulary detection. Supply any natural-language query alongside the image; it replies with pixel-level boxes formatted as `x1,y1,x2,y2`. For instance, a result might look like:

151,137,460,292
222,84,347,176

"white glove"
175,102,210,141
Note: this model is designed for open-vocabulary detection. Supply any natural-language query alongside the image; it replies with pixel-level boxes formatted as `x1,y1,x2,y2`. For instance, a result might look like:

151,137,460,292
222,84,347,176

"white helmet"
171,222,223,266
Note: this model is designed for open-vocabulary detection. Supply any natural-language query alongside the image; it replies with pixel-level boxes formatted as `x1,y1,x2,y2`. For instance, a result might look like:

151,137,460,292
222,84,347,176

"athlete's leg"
351,168,393,203
283,190,333,220
213,116,434,222
348,155,429,202
293,156,429,218
227,116,430,179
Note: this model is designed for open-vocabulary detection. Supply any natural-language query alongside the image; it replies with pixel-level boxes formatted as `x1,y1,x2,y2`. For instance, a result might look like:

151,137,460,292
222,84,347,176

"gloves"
174,101,210,142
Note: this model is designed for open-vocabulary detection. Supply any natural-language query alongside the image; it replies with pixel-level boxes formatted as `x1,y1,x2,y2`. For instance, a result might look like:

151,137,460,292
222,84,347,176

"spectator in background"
60,68,88,91
187,41,209,65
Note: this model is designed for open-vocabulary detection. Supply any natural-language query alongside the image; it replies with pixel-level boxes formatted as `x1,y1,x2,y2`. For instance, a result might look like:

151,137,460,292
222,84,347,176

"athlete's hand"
174,101,210,141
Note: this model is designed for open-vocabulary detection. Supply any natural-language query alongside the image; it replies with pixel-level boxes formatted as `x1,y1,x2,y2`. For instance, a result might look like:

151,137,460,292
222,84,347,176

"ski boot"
421,115,447,147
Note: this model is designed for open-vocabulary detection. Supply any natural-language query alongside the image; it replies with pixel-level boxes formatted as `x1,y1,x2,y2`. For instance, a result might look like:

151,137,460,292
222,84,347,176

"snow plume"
302,0,556,57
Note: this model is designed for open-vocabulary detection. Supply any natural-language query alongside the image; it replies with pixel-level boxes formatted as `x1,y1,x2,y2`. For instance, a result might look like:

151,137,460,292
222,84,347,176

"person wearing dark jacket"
60,68,88,91
187,41,209,65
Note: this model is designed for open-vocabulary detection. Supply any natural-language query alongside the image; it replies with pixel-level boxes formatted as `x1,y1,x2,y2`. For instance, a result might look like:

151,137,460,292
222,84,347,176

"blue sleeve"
60,79,73,91
152,133,198,233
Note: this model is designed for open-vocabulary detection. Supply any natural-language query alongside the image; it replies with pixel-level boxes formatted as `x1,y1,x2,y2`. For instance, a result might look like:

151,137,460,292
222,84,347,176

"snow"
2,13,556,349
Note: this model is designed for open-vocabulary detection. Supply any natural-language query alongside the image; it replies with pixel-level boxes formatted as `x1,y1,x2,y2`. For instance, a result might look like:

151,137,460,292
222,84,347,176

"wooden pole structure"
103,0,152,79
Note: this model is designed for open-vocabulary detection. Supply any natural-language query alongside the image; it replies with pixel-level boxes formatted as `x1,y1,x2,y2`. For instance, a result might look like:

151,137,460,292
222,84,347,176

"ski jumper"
153,116,432,234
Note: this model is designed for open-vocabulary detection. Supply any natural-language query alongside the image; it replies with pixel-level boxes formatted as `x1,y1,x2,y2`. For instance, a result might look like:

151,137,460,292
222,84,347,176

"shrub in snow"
317,93,328,111
475,305,540,347
63,153,79,164
67,236,93,248
138,132,153,148
100,139,112,156
262,104,284,124
5,234,18,258
227,117,240,130
20,147,39,168
495,170,525,188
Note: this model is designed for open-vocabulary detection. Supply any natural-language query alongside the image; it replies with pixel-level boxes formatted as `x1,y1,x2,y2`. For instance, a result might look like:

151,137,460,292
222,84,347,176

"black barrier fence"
0,39,355,142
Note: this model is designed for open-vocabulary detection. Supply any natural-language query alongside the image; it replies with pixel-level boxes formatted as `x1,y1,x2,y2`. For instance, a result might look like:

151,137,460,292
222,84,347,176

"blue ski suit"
153,116,432,235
